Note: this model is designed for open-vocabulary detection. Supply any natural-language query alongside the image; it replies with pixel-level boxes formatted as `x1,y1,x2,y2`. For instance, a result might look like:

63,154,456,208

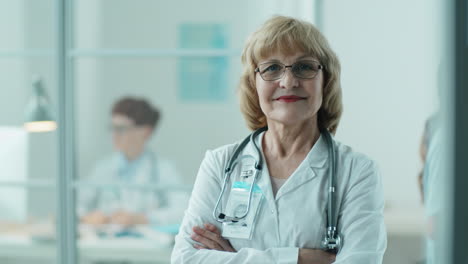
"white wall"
0,0,29,221
322,0,441,209
0,0,27,125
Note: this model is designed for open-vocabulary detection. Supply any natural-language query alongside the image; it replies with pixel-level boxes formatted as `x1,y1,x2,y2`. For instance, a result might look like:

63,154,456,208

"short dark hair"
111,97,160,128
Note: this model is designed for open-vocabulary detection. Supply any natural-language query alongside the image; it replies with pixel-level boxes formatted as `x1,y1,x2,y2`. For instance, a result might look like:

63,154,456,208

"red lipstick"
275,95,305,102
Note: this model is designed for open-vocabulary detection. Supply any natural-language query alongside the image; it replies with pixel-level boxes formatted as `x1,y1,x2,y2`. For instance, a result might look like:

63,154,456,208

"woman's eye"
295,63,314,71
264,64,282,72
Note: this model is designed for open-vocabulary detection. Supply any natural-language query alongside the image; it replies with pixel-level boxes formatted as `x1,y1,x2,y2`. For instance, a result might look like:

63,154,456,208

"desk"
0,222,174,264
0,236,172,264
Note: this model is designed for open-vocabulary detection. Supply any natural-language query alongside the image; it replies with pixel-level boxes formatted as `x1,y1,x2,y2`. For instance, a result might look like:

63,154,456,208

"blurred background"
0,0,457,263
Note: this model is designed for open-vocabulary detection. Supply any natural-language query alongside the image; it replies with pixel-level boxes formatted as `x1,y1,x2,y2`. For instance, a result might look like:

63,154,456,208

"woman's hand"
298,248,336,264
191,223,236,252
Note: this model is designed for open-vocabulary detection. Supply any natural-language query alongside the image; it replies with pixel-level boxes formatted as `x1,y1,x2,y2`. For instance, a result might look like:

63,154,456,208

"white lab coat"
423,128,444,264
79,151,185,225
172,132,387,263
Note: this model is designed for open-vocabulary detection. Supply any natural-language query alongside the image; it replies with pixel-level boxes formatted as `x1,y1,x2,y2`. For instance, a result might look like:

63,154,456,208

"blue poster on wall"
178,23,228,101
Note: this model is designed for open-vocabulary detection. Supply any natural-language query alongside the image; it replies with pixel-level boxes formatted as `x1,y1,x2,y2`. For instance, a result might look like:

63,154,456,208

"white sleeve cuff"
274,247,299,264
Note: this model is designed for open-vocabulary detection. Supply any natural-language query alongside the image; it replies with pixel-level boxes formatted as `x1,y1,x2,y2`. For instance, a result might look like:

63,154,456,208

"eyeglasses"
109,124,137,134
255,60,323,81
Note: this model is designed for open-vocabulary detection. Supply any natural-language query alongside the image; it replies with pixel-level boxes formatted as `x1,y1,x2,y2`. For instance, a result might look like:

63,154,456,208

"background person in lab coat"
172,16,386,264
80,96,182,227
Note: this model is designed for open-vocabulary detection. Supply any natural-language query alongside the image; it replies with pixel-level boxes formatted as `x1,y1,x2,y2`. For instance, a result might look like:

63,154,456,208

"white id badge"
221,181,263,240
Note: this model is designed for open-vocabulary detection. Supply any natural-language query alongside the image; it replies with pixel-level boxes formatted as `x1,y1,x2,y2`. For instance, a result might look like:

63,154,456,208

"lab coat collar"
305,133,329,169
275,133,330,199
117,148,151,165
241,130,330,202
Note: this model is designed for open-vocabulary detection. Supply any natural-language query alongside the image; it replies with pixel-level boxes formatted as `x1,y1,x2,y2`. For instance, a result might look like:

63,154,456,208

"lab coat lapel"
241,132,277,211
275,134,329,200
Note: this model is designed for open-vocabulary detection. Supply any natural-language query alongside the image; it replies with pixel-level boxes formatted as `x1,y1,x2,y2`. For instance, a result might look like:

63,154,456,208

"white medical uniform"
423,128,444,264
172,132,387,264
79,150,185,225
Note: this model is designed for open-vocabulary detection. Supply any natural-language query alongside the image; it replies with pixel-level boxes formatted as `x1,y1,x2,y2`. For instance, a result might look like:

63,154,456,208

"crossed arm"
190,223,336,264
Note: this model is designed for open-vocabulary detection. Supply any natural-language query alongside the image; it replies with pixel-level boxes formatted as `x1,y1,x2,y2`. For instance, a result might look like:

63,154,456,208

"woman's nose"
279,68,299,89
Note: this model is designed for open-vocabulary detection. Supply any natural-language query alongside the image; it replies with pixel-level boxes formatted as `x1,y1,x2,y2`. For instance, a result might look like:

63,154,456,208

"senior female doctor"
172,16,387,264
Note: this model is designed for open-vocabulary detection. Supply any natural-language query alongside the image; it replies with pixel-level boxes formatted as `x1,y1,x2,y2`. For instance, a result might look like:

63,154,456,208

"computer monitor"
0,126,28,222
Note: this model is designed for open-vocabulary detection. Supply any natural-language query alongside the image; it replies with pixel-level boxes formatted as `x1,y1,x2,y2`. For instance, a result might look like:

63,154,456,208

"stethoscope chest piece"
322,226,342,253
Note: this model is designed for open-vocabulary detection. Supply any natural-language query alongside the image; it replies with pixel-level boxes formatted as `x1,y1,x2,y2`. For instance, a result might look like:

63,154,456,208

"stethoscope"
212,127,342,253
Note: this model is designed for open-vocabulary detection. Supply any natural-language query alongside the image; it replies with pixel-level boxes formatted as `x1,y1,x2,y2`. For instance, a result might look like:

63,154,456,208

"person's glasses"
109,124,137,134
255,60,323,81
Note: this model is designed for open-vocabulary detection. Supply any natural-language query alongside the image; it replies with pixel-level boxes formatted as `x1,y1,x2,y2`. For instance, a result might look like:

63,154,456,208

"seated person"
79,97,183,228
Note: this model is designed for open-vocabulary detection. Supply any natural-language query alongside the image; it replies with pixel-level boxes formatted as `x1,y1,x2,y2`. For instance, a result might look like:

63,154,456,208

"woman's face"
255,52,324,127
111,114,152,155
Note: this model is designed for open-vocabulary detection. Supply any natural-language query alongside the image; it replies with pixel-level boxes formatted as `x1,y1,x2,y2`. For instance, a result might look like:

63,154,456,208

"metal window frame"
450,0,468,263
0,48,242,58
56,0,77,263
